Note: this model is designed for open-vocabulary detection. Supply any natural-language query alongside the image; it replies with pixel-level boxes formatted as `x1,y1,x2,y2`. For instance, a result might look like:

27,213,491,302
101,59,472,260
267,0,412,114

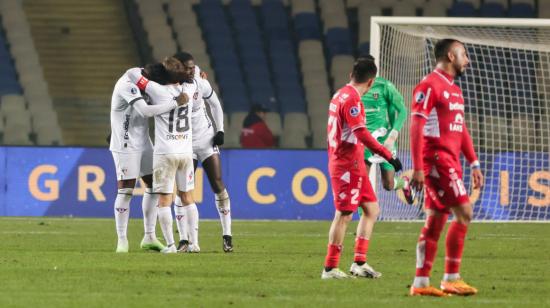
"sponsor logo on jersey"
166,134,189,140
193,92,199,100
130,86,137,95
454,113,464,124
329,103,337,112
449,102,465,111
443,91,450,99
450,114,464,132
373,92,379,100
123,114,130,140
350,106,360,117
415,91,425,103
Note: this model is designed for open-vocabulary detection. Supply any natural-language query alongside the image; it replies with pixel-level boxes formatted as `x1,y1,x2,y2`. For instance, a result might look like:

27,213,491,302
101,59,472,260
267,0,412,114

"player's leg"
322,173,361,279
440,202,477,295
114,178,135,253
202,153,233,252
139,173,165,251
350,201,381,278
153,154,177,253
175,154,200,253
380,164,414,204
322,209,354,279
409,207,450,296
111,151,140,253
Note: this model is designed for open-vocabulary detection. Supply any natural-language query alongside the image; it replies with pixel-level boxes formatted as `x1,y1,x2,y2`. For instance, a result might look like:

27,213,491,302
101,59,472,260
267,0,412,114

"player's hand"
472,168,484,189
388,156,403,172
176,93,189,106
200,71,208,79
213,131,224,146
383,129,398,150
410,170,425,192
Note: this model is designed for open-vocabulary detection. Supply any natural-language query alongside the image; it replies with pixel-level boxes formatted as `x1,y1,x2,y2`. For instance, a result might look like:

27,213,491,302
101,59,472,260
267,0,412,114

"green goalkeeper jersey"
361,77,407,167
361,76,406,133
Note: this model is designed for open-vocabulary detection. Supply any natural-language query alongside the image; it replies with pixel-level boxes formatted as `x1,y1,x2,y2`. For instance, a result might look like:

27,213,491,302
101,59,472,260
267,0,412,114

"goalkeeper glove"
388,155,403,172
213,131,224,146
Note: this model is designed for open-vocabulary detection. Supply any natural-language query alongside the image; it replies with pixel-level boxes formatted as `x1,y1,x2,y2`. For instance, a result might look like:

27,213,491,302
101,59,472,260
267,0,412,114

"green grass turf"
0,218,549,307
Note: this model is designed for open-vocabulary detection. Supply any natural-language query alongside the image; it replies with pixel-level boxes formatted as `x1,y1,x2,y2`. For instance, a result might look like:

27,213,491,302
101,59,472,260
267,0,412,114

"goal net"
369,17,550,221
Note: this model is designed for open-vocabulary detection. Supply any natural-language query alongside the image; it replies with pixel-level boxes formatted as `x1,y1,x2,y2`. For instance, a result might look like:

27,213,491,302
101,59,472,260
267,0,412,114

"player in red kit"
322,59,403,279
409,39,484,296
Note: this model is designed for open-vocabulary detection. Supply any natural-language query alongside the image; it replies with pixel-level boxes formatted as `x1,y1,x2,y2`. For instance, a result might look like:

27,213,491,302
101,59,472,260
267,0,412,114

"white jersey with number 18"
144,82,194,155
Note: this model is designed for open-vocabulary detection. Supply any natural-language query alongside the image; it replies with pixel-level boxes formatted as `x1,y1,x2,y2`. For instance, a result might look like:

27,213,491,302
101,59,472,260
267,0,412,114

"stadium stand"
0,0,544,149
22,0,139,146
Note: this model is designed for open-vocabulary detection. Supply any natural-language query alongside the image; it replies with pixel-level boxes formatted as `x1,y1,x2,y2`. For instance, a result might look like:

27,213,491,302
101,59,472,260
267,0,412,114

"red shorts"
423,153,470,214
330,170,377,212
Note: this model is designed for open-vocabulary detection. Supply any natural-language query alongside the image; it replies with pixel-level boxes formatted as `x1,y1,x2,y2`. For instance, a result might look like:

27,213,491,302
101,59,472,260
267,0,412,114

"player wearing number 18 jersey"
322,59,403,279
409,39,484,297
130,58,197,253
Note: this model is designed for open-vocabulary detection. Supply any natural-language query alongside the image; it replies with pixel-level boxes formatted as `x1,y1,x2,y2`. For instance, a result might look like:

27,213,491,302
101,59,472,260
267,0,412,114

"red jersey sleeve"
411,81,437,119
342,95,365,131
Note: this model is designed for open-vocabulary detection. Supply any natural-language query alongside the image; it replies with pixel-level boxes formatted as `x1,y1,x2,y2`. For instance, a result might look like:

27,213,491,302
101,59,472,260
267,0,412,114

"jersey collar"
434,68,454,85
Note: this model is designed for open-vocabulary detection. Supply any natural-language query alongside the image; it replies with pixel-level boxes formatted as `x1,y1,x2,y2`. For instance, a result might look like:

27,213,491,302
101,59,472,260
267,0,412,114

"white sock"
185,203,199,245
158,206,174,247
174,203,188,242
142,188,158,239
215,189,232,236
114,188,133,240
443,273,460,281
413,276,430,288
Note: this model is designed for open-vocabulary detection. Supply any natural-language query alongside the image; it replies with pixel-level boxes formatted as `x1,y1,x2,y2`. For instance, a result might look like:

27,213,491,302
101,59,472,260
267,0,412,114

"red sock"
324,244,342,269
445,221,468,274
354,237,369,263
415,214,448,277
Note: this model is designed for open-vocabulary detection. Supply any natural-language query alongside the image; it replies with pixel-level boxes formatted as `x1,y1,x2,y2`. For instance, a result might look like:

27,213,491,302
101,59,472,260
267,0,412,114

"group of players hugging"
109,52,232,255
109,37,484,297
323,38,484,297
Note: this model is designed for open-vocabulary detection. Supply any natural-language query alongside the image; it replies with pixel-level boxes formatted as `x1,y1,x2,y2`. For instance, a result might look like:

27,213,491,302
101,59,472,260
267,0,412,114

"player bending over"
409,39,484,296
109,62,187,253
322,58,403,279
129,58,196,254
172,52,233,253
359,55,414,204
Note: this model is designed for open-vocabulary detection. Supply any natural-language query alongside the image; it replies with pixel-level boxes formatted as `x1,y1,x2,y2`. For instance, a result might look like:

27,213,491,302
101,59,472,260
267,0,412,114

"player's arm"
126,68,188,108
344,100,402,171
384,81,407,149
461,123,484,189
199,78,225,145
409,82,436,191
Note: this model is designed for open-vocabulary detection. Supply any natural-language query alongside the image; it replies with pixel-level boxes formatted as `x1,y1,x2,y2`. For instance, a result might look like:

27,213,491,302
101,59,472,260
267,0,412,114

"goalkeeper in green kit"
360,55,414,204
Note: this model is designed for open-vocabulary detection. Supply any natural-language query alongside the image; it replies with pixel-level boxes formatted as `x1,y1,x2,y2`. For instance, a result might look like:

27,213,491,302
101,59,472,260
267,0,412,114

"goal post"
369,17,550,221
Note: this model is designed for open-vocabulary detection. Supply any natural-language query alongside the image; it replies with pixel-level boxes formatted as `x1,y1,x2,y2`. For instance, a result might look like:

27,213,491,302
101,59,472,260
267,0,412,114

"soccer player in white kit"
173,52,233,253
109,64,186,253
129,57,199,253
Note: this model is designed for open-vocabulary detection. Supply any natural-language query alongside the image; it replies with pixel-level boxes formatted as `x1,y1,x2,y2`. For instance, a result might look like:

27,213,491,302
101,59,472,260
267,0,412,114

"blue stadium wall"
0,147,548,220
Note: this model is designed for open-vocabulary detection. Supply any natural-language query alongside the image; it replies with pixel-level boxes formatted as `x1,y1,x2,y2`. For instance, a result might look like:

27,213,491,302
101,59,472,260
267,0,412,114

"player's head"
357,54,375,62
142,62,171,85
162,57,186,84
351,58,377,87
250,103,268,120
434,39,469,77
173,52,195,83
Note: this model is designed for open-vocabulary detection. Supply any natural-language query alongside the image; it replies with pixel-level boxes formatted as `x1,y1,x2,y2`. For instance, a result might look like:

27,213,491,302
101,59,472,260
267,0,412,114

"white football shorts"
192,129,220,162
111,150,153,181
153,153,194,194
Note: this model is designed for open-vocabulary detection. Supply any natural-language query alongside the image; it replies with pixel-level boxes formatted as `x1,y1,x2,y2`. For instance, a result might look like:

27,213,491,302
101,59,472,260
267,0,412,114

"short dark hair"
351,58,377,83
357,54,375,62
142,63,170,85
434,39,463,62
173,51,194,64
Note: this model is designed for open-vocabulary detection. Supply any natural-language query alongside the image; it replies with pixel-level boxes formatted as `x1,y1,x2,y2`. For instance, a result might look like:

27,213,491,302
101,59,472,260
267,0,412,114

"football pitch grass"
0,218,549,307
